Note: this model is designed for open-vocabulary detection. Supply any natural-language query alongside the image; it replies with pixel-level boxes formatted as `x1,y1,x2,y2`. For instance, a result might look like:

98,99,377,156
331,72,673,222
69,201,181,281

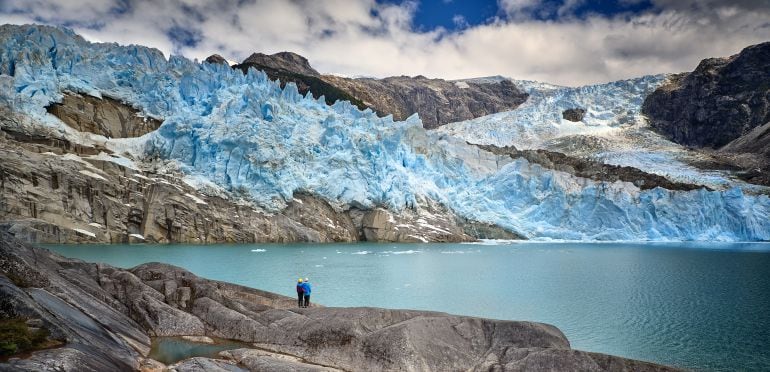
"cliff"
642,42,770,149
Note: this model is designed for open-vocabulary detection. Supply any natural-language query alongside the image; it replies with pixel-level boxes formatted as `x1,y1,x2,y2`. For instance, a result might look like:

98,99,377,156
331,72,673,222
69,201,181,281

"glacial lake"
46,241,770,371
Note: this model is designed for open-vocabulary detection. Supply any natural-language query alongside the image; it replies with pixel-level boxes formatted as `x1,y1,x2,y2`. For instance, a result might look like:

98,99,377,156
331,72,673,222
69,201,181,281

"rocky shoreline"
0,230,679,371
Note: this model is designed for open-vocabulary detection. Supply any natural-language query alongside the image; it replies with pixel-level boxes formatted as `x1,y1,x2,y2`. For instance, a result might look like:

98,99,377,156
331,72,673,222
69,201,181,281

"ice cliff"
1,24,769,241
440,76,754,189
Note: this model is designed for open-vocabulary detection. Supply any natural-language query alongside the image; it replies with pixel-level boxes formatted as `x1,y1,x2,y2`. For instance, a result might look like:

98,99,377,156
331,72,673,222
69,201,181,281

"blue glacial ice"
1,24,769,241
441,76,747,188
442,75,666,149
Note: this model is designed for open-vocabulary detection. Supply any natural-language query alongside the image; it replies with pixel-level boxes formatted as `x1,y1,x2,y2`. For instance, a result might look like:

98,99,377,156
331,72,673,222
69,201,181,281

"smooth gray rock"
170,357,246,372
0,231,149,371
221,348,342,371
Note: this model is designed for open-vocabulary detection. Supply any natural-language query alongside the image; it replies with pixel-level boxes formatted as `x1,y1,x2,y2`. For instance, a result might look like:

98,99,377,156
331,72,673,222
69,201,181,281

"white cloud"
452,14,468,29
497,0,544,19
1,0,769,86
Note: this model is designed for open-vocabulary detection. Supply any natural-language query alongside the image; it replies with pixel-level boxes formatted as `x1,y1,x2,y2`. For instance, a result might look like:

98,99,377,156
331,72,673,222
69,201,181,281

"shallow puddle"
148,336,252,364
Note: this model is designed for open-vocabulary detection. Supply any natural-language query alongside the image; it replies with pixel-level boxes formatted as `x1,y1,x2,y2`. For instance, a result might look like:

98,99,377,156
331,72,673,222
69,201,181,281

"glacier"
442,76,746,189
1,24,769,241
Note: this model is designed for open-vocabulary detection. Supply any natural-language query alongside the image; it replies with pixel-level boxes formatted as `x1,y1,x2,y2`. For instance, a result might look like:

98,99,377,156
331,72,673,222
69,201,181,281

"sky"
1,0,769,86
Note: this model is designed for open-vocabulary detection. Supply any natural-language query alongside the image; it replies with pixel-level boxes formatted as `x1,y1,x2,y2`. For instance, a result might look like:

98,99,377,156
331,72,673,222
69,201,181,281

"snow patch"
73,228,96,238
78,170,107,181
454,81,470,89
184,193,208,205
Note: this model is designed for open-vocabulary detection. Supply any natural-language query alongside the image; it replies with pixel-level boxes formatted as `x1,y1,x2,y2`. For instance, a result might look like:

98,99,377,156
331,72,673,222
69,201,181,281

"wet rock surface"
642,42,770,149
0,232,680,371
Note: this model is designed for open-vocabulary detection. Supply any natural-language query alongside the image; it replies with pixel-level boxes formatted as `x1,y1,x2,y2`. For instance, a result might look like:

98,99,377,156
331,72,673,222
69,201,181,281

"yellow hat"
298,278,303,283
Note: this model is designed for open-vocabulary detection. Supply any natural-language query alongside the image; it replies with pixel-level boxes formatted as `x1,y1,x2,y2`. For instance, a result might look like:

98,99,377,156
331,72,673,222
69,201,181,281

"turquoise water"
46,241,770,371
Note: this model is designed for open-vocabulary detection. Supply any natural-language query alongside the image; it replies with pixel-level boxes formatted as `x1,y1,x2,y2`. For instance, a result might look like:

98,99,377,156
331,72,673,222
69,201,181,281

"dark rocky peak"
642,41,770,149
242,51,320,76
204,54,228,65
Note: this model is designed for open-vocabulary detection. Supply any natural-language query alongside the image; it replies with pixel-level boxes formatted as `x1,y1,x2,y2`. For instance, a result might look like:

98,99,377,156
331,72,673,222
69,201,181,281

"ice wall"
1,24,769,241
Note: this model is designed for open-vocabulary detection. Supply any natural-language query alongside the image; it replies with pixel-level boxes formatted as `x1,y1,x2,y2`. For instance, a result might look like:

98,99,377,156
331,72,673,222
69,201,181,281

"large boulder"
562,108,586,122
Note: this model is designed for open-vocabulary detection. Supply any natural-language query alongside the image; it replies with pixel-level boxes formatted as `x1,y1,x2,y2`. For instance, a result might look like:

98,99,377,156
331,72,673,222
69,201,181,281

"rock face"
0,232,680,371
642,42,770,149
46,93,162,138
242,52,320,77
0,131,481,244
719,121,770,185
562,108,586,122
359,203,475,243
204,54,228,65
476,144,706,191
721,121,770,159
0,133,355,244
321,75,529,129
1,94,492,244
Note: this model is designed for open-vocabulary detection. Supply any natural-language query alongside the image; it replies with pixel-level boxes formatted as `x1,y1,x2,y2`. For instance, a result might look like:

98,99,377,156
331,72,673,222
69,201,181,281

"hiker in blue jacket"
296,278,304,308
301,278,311,308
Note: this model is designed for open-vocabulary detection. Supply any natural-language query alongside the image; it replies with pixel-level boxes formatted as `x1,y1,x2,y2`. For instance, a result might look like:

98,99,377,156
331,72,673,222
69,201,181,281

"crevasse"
1,24,768,241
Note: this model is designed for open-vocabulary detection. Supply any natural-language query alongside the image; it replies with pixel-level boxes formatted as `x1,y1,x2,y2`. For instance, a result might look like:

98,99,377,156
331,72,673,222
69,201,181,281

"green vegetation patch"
0,317,54,357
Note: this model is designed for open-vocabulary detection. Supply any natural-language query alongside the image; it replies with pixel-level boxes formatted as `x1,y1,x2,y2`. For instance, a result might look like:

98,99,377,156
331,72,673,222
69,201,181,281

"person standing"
301,278,312,308
296,278,304,308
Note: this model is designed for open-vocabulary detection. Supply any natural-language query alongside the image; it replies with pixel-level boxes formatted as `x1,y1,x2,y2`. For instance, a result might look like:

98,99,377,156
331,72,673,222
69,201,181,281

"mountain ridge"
211,50,530,128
